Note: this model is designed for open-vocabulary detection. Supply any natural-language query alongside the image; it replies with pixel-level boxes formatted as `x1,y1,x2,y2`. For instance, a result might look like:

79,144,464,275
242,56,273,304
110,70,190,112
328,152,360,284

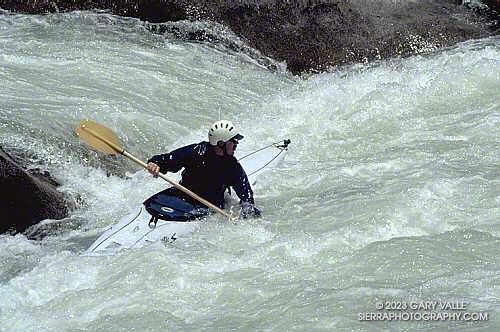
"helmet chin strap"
217,141,228,156
222,142,230,156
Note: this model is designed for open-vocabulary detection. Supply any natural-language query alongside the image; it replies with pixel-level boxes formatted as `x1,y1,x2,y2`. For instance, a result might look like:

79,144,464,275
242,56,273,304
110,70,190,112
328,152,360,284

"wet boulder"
0,146,68,234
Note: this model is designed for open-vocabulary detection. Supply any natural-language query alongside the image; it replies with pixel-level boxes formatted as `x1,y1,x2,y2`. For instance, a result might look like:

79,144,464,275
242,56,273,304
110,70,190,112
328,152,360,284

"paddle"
75,119,235,220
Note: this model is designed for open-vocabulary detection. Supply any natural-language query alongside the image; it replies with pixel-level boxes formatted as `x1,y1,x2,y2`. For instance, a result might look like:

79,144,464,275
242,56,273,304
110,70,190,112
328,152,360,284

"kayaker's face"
225,139,238,156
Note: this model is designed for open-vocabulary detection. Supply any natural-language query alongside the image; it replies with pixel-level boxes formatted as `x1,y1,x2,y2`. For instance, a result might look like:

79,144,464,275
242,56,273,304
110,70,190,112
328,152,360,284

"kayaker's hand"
147,162,160,177
241,202,262,219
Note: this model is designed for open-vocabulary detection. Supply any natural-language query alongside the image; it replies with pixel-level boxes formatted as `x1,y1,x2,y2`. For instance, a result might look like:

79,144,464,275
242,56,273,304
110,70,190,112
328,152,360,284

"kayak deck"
86,207,200,254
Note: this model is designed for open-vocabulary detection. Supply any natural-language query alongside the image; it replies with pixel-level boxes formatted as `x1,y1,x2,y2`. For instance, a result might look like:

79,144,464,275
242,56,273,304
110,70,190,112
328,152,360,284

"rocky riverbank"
0,0,497,74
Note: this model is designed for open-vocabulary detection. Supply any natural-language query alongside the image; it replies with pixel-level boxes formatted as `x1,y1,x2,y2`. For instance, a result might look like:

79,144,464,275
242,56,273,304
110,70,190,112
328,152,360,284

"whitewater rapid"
0,11,499,331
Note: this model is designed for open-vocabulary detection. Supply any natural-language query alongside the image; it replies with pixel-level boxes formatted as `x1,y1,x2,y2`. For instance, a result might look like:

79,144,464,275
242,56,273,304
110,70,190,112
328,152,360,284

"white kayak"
86,139,290,254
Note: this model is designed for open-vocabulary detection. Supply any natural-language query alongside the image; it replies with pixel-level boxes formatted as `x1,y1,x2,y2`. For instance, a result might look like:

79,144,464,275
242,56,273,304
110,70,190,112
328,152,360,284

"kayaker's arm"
147,144,199,175
231,162,261,218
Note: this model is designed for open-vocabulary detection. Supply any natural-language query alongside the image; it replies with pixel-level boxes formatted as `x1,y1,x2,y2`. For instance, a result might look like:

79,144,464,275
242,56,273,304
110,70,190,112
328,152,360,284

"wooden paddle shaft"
121,151,233,219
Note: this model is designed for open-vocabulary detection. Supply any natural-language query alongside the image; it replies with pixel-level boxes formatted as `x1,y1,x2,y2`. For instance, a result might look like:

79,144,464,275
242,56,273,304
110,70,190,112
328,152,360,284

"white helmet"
208,120,244,146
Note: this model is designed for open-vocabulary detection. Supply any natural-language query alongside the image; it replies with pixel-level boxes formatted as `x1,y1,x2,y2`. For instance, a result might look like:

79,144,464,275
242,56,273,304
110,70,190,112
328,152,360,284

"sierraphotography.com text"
358,300,490,322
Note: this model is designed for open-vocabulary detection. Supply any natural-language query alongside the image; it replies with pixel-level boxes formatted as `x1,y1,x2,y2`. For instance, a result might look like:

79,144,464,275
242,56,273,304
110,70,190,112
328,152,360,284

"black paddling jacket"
147,141,254,208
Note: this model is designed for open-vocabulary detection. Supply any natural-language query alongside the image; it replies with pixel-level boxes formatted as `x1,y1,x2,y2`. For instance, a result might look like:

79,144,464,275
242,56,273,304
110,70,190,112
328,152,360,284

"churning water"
0,11,499,331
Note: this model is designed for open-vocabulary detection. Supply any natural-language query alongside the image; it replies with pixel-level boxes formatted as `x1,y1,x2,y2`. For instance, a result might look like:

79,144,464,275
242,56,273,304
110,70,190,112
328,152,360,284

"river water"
0,11,499,331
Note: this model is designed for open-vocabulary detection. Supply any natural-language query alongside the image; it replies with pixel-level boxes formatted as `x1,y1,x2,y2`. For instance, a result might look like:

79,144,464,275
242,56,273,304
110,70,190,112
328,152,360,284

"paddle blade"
76,119,124,155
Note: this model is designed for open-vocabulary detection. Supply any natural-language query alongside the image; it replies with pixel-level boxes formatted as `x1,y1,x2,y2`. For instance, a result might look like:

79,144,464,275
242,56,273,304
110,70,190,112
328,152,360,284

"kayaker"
146,120,261,218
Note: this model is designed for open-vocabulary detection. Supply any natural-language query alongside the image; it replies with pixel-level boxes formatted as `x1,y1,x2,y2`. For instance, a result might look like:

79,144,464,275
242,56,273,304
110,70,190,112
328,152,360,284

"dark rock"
0,0,496,74
0,145,69,235
464,0,499,32
209,0,494,73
